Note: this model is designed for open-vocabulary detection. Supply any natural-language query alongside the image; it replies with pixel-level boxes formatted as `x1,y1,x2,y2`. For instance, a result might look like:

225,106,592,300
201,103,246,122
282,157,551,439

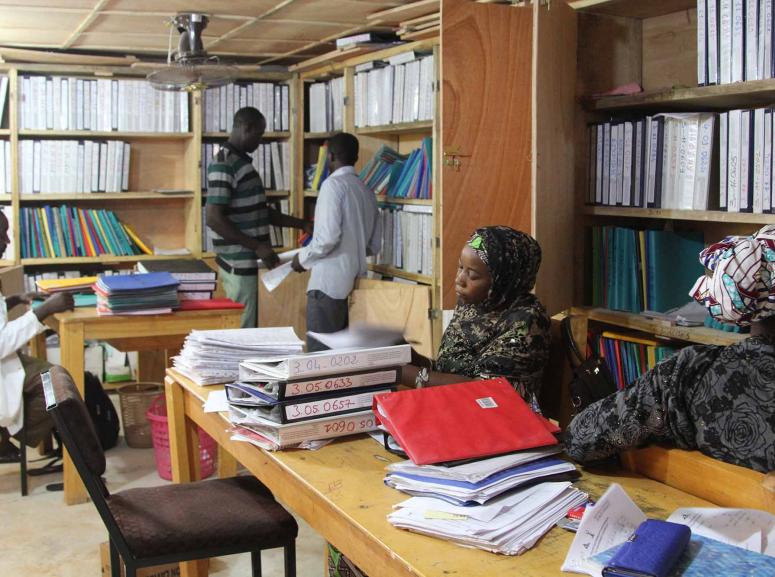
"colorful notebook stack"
359,137,432,199
94,271,179,316
588,226,704,313
137,259,216,301
20,205,151,258
590,331,678,390
375,379,586,556
227,344,411,450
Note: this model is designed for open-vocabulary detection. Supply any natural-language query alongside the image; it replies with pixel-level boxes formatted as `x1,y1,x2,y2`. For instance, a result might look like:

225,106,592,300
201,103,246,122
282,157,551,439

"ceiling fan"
146,13,237,92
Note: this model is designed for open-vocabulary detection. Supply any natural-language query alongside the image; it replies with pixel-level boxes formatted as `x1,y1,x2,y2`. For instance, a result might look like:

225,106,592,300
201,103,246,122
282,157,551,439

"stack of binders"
93,271,179,316
137,259,217,301
227,344,412,450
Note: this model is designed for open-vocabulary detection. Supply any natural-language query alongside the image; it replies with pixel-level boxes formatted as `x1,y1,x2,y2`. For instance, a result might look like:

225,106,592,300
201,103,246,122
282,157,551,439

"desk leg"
217,447,238,479
29,332,47,360
61,322,89,505
164,377,208,577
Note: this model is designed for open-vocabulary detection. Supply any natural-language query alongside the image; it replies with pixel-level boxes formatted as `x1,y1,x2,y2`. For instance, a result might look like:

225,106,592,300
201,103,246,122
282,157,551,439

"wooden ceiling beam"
205,0,301,50
61,0,110,50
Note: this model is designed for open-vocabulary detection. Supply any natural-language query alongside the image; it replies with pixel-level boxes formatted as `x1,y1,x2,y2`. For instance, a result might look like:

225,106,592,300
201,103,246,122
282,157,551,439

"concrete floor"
1,422,326,576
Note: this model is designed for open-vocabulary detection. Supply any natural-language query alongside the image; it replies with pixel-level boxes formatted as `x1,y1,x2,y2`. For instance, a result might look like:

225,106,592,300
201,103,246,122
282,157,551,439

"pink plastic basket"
146,395,216,481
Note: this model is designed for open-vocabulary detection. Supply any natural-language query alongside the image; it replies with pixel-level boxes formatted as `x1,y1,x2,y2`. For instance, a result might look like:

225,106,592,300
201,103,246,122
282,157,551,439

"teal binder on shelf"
646,230,704,313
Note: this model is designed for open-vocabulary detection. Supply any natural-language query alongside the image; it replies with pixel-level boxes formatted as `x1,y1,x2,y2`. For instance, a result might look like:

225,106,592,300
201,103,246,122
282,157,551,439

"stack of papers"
172,327,304,385
94,272,179,315
385,448,578,505
389,481,588,556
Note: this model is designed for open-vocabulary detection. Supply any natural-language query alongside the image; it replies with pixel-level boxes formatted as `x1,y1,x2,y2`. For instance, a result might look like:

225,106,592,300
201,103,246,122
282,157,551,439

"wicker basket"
117,383,163,448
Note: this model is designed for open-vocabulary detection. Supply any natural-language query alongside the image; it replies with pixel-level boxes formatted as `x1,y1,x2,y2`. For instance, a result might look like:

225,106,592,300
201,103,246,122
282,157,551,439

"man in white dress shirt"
291,133,381,351
0,211,73,462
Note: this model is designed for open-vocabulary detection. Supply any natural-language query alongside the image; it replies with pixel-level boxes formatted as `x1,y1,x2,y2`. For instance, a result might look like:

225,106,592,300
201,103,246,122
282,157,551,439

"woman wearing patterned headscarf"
565,225,775,473
401,225,551,410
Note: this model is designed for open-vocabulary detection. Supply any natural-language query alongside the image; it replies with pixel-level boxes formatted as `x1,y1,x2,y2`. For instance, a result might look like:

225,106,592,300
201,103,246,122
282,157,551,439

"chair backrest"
41,367,108,499
42,368,145,562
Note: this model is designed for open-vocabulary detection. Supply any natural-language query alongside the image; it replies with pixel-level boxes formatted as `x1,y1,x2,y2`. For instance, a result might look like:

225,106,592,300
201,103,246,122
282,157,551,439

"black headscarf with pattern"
466,226,542,311
435,225,550,410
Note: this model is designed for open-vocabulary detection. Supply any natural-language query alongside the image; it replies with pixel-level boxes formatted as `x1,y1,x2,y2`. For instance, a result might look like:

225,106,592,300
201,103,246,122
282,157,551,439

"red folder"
177,298,245,311
372,377,559,465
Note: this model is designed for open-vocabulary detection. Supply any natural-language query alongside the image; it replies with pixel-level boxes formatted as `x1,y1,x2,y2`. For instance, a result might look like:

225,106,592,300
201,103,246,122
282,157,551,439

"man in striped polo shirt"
206,107,310,328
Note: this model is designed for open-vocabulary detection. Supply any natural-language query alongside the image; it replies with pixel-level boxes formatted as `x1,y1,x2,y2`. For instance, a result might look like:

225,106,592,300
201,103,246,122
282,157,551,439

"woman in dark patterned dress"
328,226,552,577
565,226,775,474
400,225,551,410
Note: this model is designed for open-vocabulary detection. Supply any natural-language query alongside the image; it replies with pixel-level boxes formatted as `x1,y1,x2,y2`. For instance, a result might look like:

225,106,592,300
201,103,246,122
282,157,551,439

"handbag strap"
561,315,586,368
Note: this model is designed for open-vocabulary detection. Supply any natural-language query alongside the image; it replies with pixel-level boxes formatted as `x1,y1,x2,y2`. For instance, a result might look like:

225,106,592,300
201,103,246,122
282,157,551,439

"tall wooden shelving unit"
0,64,295,275
568,0,774,349
198,71,296,258
292,37,441,342
285,0,580,352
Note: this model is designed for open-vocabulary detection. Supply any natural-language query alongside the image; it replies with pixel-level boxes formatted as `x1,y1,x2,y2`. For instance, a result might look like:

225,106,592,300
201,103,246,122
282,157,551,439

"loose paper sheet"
260,261,293,292
203,390,229,413
667,508,775,556
561,483,647,576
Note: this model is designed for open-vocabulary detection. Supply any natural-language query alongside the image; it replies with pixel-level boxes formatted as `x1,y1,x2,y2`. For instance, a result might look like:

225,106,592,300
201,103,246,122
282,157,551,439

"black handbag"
561,316,617,413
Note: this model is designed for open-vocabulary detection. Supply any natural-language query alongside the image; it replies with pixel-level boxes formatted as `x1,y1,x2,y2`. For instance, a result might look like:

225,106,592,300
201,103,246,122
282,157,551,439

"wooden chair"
41,366,298,577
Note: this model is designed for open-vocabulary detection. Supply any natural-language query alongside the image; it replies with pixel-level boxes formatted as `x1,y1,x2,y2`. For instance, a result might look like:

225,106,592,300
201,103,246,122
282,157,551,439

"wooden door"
440,0,534,309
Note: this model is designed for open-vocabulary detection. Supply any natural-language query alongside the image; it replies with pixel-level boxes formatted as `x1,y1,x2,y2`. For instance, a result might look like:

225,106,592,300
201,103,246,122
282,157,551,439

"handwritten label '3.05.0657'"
284,390,380,420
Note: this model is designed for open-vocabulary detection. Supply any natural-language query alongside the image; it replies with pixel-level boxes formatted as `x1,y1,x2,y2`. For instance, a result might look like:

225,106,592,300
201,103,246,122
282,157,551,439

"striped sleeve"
207,158,235,206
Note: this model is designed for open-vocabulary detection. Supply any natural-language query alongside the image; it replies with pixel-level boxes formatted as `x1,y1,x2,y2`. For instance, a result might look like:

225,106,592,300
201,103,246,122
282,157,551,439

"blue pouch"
602,519,691,577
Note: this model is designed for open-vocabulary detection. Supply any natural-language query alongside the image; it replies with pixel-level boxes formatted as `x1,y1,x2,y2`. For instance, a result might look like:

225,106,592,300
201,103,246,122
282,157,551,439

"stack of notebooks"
227,344,412,450
374,378,587,555
94,272,179,316
172,327,304,386
35,275,98,308
137,259,216,301
588,226,704,313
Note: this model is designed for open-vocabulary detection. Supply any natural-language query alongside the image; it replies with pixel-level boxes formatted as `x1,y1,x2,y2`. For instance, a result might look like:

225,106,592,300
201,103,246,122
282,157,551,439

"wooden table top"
167,369,716,577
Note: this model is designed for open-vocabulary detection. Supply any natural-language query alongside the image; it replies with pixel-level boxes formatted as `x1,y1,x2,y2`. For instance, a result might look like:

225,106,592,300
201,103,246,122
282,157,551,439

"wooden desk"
164,369,716,577
35,308,242,505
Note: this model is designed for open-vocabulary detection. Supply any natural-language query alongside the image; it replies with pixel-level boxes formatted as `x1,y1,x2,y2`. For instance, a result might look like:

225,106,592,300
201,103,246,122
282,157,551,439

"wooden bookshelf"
266,190,291,198
0,194,10,202
571,307,746,347
587,79,775,113
355,120,433,135
0,129,9,136
203,131,290,139
19,192,195,201
303,131,338,139
18,130,193,139
368,264,432,285
303,189,318,198
583,206,775,224
375,195,432,206
22,254,189,266
568,0,694,19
